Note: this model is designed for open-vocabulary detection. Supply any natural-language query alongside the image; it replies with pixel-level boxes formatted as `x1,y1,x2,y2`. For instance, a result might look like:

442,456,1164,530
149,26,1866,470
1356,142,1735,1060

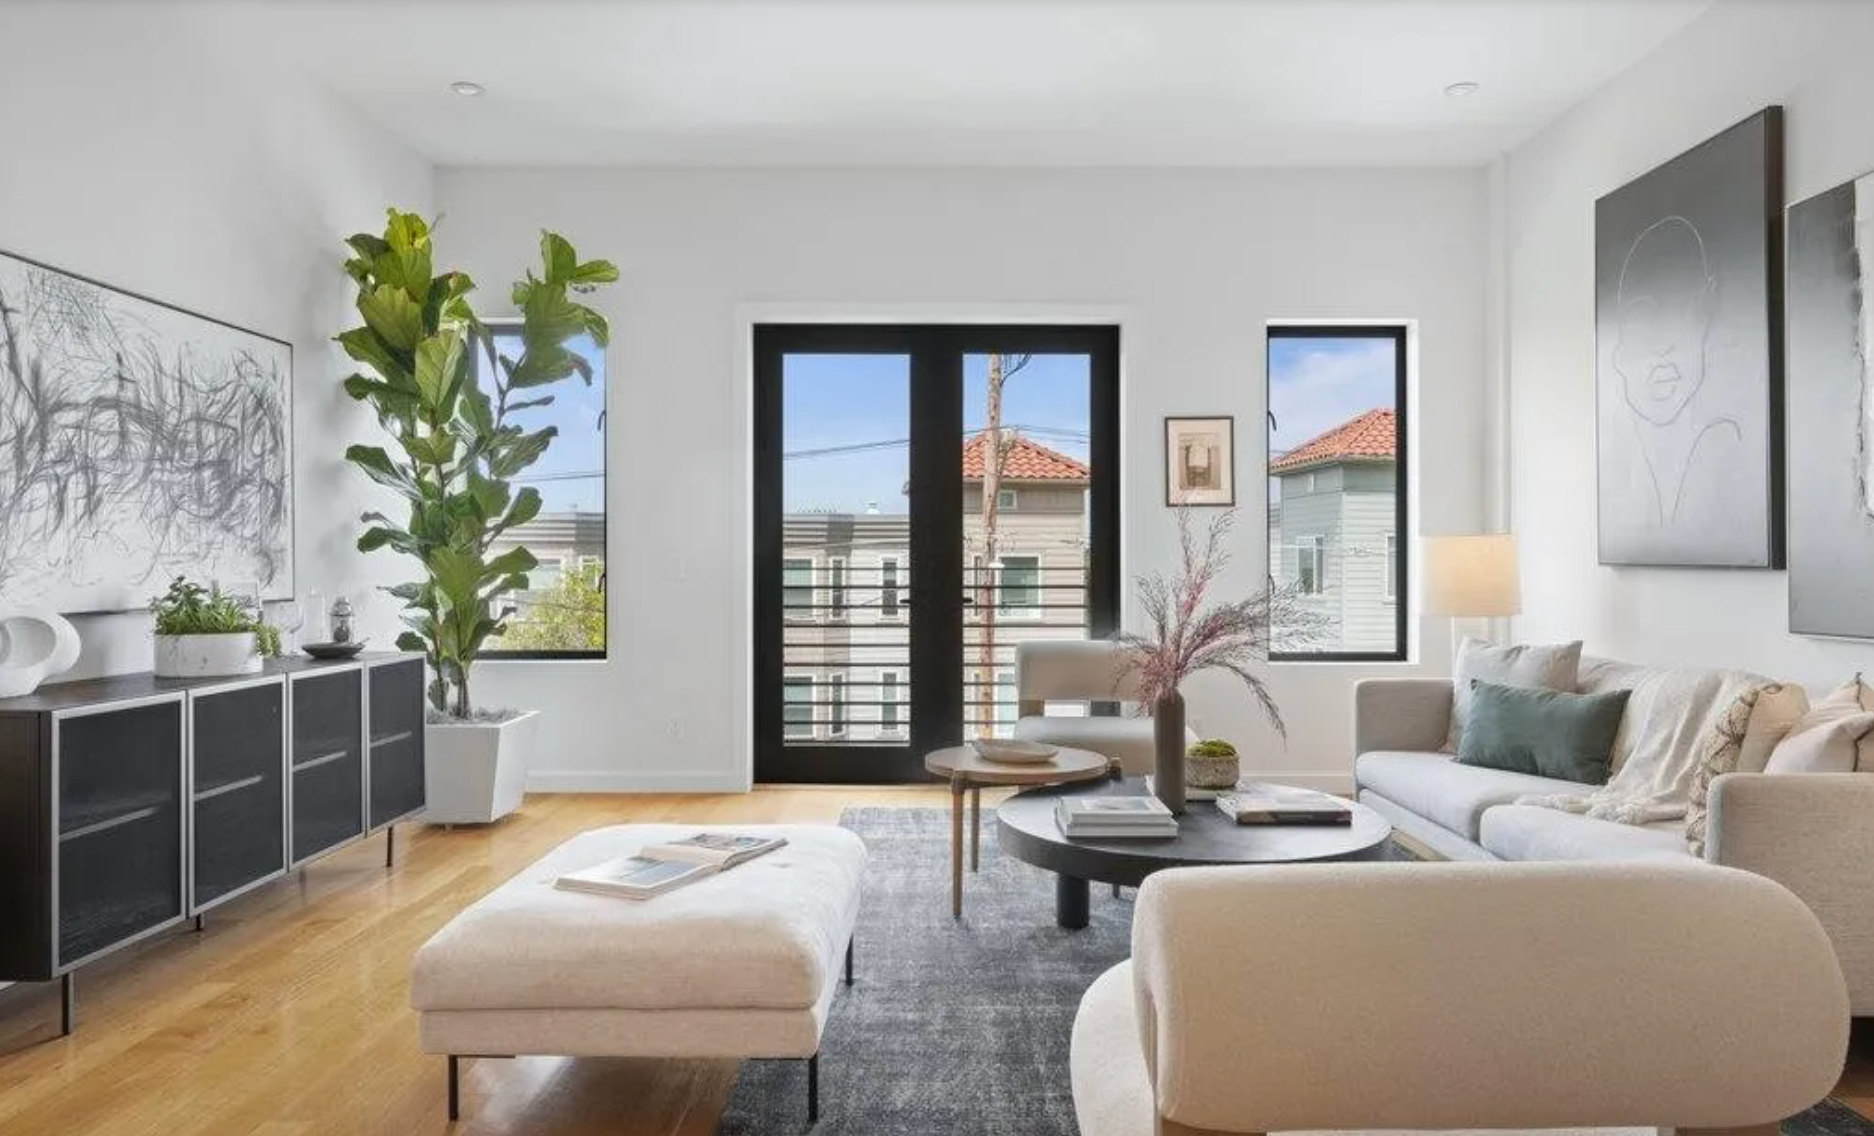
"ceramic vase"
1152,688,1186,814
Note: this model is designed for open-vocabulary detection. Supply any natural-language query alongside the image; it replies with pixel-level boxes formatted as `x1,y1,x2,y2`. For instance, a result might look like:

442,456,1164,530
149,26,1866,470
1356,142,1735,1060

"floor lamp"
1423,534,1520,662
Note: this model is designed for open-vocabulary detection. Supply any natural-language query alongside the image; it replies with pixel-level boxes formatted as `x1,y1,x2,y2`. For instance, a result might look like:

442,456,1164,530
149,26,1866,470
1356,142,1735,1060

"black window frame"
475,322,610,661
1267,324,1409,664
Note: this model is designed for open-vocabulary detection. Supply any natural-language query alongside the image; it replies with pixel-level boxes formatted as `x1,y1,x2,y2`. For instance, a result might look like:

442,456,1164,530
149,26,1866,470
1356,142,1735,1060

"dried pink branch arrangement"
1116,507,1327,739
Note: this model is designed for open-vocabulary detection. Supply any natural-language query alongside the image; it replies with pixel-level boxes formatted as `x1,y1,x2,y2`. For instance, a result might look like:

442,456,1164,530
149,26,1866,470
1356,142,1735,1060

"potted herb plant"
1185,738,1240,791
339,210,616,824
150,577,281,678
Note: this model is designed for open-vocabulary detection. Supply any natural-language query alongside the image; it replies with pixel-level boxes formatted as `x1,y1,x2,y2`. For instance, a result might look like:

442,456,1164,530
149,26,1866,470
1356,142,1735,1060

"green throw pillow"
1456,679,1630,784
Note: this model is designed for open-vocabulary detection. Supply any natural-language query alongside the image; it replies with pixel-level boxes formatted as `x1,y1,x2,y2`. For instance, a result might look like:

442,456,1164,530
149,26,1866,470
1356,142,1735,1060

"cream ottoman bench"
410,823,866,1122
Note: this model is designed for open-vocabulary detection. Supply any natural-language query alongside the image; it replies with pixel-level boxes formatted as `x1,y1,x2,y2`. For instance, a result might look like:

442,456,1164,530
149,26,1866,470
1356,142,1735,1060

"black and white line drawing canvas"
1594,107,1784,567
0,251,293,613
1788,170,1874,636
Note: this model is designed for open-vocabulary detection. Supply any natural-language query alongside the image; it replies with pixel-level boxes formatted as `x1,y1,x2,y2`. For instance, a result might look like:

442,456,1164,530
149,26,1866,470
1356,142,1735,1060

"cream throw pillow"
1765,676,1874,774
1444,639,1583,753
1684,684,1806,857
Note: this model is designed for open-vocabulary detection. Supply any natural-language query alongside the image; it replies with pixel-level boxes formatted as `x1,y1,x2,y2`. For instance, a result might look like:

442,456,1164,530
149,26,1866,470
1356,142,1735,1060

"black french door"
753,325,1120,783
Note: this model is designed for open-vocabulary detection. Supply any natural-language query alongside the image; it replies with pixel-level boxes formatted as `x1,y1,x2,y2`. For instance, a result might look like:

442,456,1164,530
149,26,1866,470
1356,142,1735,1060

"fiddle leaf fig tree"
338,209,617,718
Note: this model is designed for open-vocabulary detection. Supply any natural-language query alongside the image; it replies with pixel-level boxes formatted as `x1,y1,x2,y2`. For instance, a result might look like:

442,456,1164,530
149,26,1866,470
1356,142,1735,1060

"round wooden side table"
923,744,1111,920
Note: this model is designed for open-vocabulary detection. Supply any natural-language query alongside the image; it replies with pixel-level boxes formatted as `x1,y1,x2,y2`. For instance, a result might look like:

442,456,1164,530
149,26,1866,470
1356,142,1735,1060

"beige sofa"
1354,661,1874,1014
1013,640,1197,774
1072,862,1848,1136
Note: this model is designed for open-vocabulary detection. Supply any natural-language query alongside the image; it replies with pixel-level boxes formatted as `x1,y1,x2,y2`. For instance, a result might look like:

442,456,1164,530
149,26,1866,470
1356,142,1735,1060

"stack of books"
1215,783,1353,826
1055,795,1179,839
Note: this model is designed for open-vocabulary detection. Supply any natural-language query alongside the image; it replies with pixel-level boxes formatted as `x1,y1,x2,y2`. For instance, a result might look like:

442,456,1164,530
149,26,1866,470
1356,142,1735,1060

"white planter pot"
423,710,539,825
153,632,262,678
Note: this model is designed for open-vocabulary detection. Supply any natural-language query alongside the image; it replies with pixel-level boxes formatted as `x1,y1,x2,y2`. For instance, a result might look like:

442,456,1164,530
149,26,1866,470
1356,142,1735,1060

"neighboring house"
1268,408,1398,654
488,510,607,638
783,433,1092,743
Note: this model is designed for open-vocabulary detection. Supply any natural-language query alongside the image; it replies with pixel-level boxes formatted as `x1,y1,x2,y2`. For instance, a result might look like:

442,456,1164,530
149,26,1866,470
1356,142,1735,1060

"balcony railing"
780,564,1090,742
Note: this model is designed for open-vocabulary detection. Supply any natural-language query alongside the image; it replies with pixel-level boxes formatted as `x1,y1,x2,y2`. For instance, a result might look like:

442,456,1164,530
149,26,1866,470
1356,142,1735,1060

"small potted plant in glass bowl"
1185,738,1240,792
150,577,281,678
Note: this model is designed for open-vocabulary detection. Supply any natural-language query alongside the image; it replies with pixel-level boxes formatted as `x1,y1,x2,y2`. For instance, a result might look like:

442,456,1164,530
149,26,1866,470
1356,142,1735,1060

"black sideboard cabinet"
0,653,426,1036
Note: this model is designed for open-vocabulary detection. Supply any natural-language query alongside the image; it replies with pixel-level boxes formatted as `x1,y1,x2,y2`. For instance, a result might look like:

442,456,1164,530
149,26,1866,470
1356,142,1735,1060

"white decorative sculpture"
0,609,82,698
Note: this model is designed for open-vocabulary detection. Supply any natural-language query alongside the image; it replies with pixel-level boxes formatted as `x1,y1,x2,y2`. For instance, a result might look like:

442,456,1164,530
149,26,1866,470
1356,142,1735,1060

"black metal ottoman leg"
60,973,74,1036
447,1055,459,1121
844,938,854,986
807,1052,820,1122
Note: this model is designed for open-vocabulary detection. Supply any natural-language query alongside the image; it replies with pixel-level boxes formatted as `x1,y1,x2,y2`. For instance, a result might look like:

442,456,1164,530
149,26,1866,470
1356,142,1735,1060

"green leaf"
459,385,495,436
412,332,464,409
541,232,578,283
357,284,426,351
395,630,427,653
494,486,542,535
426,547,485,609
346,233,390,261
572,258,619,285
344,445,414,492
336,327,408,384
399,431,457,468
506,395,556,412
486,426,557,479
357,526,416,554
485,546,538,580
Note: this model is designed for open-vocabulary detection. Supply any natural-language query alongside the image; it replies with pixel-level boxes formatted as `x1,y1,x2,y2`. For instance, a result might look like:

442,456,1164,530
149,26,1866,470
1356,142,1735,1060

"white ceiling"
224,0,1713,168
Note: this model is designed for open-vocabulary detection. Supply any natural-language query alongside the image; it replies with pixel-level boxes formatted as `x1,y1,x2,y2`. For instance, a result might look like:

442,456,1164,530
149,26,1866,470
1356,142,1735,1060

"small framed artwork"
1164,416,1235,506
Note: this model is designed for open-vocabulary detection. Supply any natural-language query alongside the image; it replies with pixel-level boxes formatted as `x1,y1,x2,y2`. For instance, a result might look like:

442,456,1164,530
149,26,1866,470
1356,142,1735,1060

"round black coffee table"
996,776,1394,929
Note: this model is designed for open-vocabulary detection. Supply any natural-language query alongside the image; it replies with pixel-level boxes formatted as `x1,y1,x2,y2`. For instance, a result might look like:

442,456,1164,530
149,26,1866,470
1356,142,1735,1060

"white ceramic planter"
423,710,539,825
153,632,262,678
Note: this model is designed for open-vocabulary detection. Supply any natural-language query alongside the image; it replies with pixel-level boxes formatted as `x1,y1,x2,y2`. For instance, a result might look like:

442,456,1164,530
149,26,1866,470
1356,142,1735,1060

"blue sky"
782,353,1090,514
483,333,607,513
489,336,1393,518
1267,335,1398,467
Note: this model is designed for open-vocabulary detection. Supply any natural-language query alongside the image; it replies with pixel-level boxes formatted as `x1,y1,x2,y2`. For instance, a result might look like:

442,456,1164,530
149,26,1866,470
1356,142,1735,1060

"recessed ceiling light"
1444,81,1481,98
450,80,485,98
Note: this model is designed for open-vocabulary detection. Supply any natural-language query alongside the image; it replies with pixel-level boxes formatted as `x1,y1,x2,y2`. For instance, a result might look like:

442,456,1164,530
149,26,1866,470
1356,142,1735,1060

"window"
784,557,815,617
828,557,848,620
996,488,1019,511
1267,325,1408,662
1297,536,1325,595
1384,534,1398,601
880,557,901,620
994,669,1017,734
478,326,607,658
998,555,1040,615
879,671,902,733
783,676,815,738
827,674,846,737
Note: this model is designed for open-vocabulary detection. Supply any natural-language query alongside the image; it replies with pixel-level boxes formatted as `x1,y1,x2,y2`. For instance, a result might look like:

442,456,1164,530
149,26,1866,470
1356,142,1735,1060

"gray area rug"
718,807,1874,1136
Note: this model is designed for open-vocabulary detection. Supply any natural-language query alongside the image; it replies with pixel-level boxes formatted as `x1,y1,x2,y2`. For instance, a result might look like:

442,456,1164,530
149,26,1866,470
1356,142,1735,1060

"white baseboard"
525,770,751,793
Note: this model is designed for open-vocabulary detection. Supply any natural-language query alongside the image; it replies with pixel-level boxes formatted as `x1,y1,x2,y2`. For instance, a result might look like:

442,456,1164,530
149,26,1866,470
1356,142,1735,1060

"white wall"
1505,0,1874,682
437,166,1490,791
0,3,433,677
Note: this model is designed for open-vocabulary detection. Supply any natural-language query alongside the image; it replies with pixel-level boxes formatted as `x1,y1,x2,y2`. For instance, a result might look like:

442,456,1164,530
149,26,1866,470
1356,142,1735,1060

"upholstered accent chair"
1072,861,1849,1136
1012,639,1198,775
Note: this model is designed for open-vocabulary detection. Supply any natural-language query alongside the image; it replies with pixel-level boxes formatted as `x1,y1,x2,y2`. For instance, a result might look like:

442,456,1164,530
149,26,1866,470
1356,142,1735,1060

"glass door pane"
962,352,1093,739
781,352,913,754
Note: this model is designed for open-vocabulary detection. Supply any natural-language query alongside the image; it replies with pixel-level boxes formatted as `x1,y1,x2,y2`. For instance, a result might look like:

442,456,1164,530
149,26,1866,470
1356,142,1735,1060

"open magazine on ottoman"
554,833,788,899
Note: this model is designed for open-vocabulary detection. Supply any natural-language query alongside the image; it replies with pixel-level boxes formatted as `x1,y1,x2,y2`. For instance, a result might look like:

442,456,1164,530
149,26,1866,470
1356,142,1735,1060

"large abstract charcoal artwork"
1594,107,1785,568
0,251,292,613
1788,170,1874,637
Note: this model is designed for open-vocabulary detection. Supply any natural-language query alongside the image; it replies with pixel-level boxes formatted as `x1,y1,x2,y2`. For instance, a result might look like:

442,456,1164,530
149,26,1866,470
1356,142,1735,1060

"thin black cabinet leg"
194,914,205,933
447,1055,459,1121
385,824,396,869
844,938,854,986
807,1053,819,1123
59,973,74,1036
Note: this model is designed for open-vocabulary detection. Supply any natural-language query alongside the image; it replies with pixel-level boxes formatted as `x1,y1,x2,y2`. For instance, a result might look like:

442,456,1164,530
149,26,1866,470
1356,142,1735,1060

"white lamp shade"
1423,534,1521,617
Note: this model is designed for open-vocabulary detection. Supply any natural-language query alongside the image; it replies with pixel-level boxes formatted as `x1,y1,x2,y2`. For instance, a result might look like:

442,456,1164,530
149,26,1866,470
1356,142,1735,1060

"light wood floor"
2,786,1872,1135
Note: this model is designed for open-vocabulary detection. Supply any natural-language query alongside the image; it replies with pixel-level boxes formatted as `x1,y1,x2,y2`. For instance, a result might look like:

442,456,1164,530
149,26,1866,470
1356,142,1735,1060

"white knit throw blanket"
1517,667,1759,825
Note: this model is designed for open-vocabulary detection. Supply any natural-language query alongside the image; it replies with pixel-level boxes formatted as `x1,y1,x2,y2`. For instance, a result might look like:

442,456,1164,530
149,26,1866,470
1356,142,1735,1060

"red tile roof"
1269,408,1396,474
962,432,1089,483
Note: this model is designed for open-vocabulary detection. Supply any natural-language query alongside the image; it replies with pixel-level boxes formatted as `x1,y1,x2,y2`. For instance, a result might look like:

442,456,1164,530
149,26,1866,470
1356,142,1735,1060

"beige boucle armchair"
1013,639,1197,775
1072,861,1848,1136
